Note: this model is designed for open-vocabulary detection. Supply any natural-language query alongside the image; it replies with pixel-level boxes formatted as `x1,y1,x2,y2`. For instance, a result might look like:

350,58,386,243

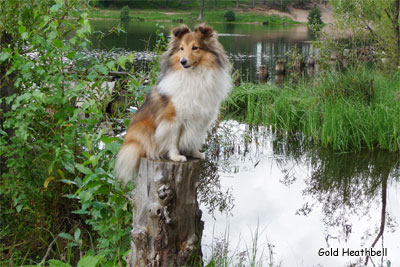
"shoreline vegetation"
86,8,299,25
224,66,400,152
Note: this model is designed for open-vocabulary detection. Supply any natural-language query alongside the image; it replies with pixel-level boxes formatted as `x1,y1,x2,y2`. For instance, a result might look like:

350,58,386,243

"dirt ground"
235,2,334,24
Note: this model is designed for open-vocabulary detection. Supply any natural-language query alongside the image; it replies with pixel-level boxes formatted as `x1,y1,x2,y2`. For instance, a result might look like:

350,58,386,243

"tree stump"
258,65,269,83
275,59,286,75
128,158,204,267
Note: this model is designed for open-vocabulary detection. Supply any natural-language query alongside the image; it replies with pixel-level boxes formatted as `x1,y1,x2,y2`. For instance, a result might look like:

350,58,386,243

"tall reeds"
224,66,400,152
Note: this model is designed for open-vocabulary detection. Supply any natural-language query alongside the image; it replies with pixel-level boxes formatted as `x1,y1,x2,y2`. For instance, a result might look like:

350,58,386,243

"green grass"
224,66,400,152
87,8,298,25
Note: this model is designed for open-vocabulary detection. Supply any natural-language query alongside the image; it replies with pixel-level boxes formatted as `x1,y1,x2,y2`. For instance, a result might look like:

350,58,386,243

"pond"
90,20,316,82
200,121,400,266
91,20,399,266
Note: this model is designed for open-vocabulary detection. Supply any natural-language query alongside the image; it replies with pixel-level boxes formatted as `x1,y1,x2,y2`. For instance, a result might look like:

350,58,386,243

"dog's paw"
192,151,205,160
170,154,187,162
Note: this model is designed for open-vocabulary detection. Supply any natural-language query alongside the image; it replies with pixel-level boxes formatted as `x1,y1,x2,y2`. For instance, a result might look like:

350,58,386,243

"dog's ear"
195,25,214,39
172,26,190,40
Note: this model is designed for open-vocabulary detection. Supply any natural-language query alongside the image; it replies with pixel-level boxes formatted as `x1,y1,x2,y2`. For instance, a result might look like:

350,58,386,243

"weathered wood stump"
258,65,268,83
128,158,204,267
275,59,286,75
275,74,285,85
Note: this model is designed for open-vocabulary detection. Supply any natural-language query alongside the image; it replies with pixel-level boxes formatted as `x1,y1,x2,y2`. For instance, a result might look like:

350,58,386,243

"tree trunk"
198,0,205,20
128,158,204,267
394,0,400,67
236,0,239,8
252,0,255,8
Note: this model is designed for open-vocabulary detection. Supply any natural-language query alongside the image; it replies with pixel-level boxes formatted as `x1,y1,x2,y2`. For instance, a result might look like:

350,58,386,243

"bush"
224,10,236,22
0,1,141,264
280,0,292,11
120,5,130,22
307,6,323,30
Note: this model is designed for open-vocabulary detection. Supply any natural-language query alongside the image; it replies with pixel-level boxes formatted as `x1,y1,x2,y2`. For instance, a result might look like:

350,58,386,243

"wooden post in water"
128,158,204,267
275,60,286,86
275,60,286,75
258,65,269,83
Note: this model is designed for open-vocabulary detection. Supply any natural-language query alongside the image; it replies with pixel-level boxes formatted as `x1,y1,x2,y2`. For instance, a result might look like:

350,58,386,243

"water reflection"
201,121,400,266
275,134,400,265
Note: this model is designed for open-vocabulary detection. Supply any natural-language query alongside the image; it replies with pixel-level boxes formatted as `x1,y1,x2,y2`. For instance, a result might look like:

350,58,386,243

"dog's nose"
180,58,187,66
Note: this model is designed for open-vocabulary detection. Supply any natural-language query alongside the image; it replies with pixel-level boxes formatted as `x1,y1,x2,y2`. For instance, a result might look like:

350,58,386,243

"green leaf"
61,179,77,185
106,61,115,71
75,163,93,175
64,194,79,200
79,190,92,202
72,209,89,215
18,25,26,34
77,254,104,267
128,53,135,63
21,32,28,40
82,151,91,159
48,31,58,40
59,233,74,241
106,142,121,154
50,4,62,13
117,56,128,70
66,51,76,59
16,204,23,213
48,260,71,267
74,228,81,241
100,136,118,144
0,52,10,62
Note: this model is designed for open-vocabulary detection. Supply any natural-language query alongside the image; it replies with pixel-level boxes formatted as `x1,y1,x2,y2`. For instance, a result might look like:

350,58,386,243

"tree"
307,5,323,31
330,0,400,67
198,0,205,20
120,5,130,21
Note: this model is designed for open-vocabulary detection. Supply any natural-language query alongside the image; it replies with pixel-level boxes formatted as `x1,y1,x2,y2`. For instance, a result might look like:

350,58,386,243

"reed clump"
224,66,400,151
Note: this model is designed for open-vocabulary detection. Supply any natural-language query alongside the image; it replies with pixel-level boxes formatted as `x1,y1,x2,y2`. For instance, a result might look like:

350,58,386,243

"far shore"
87,3,334,26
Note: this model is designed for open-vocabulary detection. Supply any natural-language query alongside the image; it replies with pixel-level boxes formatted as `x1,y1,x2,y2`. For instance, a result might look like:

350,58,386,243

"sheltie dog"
115,24,232,183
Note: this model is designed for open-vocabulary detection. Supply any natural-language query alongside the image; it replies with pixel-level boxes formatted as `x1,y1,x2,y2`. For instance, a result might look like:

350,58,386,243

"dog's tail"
114,141,144,184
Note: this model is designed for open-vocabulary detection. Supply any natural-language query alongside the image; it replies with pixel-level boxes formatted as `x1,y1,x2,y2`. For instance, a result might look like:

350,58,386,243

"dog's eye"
180,47,184,51
192,46,199,50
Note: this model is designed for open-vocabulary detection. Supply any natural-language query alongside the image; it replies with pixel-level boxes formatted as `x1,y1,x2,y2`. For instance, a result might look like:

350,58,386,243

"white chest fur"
157,67,232,119
156,67,232,153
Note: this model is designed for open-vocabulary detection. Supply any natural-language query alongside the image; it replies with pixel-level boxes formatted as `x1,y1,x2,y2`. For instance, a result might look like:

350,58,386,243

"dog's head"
165,24,227,71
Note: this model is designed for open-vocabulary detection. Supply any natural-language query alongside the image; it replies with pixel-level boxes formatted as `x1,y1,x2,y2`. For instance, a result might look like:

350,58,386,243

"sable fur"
115,24,232,183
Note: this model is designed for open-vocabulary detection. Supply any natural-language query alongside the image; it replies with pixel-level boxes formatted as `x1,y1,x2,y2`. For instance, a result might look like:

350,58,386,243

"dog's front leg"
169,148,187,162
192,150,205,159
155,120,187,162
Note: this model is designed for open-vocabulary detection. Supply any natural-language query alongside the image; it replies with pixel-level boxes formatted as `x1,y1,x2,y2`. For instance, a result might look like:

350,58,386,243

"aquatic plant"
205,222,280,267
224,66,400,152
